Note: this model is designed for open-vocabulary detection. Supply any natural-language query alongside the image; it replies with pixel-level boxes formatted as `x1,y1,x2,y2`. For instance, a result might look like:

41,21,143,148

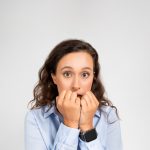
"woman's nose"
71,77,80,91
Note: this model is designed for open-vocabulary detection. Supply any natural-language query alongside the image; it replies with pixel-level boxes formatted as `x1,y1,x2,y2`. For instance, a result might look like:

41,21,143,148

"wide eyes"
63,71,72,78
81,72,90,78
63,71,90,79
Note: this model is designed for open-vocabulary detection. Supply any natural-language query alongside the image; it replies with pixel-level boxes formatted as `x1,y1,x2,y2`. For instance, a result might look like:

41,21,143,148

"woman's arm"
25,111,48,150
105,109,122,150
52,123,79,150
79,108,123,150
25,111,80,150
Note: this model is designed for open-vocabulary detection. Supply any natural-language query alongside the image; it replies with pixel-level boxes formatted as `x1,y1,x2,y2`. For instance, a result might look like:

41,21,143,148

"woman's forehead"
57,52,94,70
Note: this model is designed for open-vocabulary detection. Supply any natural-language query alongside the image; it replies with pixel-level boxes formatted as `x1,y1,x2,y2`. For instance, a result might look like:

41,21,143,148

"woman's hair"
29,39,118,118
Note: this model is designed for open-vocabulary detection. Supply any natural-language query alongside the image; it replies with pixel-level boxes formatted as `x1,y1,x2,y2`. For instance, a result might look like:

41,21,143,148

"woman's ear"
51,73,57,84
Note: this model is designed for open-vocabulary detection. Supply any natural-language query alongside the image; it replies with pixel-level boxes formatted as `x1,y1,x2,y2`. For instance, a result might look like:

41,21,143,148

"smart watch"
79,128,97,142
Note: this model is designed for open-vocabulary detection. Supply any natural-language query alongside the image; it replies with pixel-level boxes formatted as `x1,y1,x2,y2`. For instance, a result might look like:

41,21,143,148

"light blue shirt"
25,105,122,150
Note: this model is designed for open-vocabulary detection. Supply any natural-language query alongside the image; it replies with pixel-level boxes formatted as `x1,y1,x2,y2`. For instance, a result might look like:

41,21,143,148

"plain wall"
0,0,150,149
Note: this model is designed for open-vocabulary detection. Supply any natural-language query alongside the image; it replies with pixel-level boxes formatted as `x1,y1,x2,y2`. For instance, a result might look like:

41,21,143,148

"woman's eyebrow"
61,66,73,71
81,67,92,71
61,66,92,71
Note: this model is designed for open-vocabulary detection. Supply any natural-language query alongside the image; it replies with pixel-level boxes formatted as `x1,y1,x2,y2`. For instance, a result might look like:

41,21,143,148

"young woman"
25,39,122,150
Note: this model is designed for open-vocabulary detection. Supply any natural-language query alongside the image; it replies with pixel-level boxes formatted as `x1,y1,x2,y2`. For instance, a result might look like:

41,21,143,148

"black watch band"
79,128,97,142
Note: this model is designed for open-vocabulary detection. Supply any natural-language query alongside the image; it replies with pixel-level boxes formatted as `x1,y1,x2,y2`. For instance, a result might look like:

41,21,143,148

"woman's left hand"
79,91,99,131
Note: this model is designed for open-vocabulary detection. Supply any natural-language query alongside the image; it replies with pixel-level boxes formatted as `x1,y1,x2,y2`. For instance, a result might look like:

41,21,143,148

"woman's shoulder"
25,106,48,121
24,106,53,132
100,105,119,123
100,105,115,112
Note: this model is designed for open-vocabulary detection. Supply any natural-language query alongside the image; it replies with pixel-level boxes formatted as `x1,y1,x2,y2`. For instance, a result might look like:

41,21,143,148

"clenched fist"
80,91,99,131
56,90,99,131
56,90,81,128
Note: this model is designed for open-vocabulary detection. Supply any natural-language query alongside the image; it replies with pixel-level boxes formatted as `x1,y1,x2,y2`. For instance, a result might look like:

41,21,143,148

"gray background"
0,0,150,150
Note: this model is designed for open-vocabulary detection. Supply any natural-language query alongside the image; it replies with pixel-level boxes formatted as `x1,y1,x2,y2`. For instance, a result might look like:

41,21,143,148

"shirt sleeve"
79,137,104,150
78,108,123,150
105,108,123,150
25,111,80,150
52,123,80,150
24,111,48,150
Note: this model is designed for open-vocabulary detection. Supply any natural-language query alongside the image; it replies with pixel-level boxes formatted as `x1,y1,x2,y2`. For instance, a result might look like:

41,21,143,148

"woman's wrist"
80,124,93,132
64,120,79,129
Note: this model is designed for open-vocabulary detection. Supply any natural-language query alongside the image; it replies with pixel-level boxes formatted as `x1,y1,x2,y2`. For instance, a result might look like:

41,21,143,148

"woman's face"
51,51,94,96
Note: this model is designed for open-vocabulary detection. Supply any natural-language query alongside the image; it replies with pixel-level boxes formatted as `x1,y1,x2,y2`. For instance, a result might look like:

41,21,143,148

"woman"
25,39,122,150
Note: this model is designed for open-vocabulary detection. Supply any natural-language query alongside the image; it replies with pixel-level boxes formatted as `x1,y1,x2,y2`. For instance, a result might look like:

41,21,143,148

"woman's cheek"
58,80,72,91
82,79,93,92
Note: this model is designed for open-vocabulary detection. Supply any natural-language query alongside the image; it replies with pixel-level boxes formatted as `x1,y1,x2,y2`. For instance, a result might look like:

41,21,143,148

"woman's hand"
79,91,99,131
56,90,81,129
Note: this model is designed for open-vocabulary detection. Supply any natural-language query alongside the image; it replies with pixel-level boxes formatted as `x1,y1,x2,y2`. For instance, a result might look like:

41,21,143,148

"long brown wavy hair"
29,39,118,118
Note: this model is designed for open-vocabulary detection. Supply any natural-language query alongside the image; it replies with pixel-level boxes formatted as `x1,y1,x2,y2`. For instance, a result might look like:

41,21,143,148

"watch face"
79,128,97,142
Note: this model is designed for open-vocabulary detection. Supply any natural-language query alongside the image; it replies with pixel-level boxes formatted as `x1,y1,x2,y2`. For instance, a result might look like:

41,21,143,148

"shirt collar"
95,109,101,118
43,104,58,118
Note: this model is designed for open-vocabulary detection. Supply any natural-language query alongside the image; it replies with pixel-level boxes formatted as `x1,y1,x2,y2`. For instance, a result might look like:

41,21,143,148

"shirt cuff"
79,137,104,149
56,123,80,146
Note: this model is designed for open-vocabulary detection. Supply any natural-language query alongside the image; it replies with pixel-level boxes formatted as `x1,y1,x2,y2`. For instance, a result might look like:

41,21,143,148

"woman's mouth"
77,94,82,99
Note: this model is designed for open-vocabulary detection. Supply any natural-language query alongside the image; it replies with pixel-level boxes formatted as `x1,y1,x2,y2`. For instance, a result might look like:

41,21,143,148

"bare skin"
56,90,99,131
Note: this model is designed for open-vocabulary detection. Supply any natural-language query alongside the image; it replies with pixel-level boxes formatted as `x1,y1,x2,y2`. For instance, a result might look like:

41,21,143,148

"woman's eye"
81,72,90,78
63,72,72,78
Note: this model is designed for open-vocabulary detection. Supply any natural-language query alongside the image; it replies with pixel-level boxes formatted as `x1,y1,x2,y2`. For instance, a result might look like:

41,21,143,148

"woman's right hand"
56,90,81,129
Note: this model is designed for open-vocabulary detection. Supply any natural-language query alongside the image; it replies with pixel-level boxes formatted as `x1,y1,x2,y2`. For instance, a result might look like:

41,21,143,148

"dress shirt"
25,104,122,150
